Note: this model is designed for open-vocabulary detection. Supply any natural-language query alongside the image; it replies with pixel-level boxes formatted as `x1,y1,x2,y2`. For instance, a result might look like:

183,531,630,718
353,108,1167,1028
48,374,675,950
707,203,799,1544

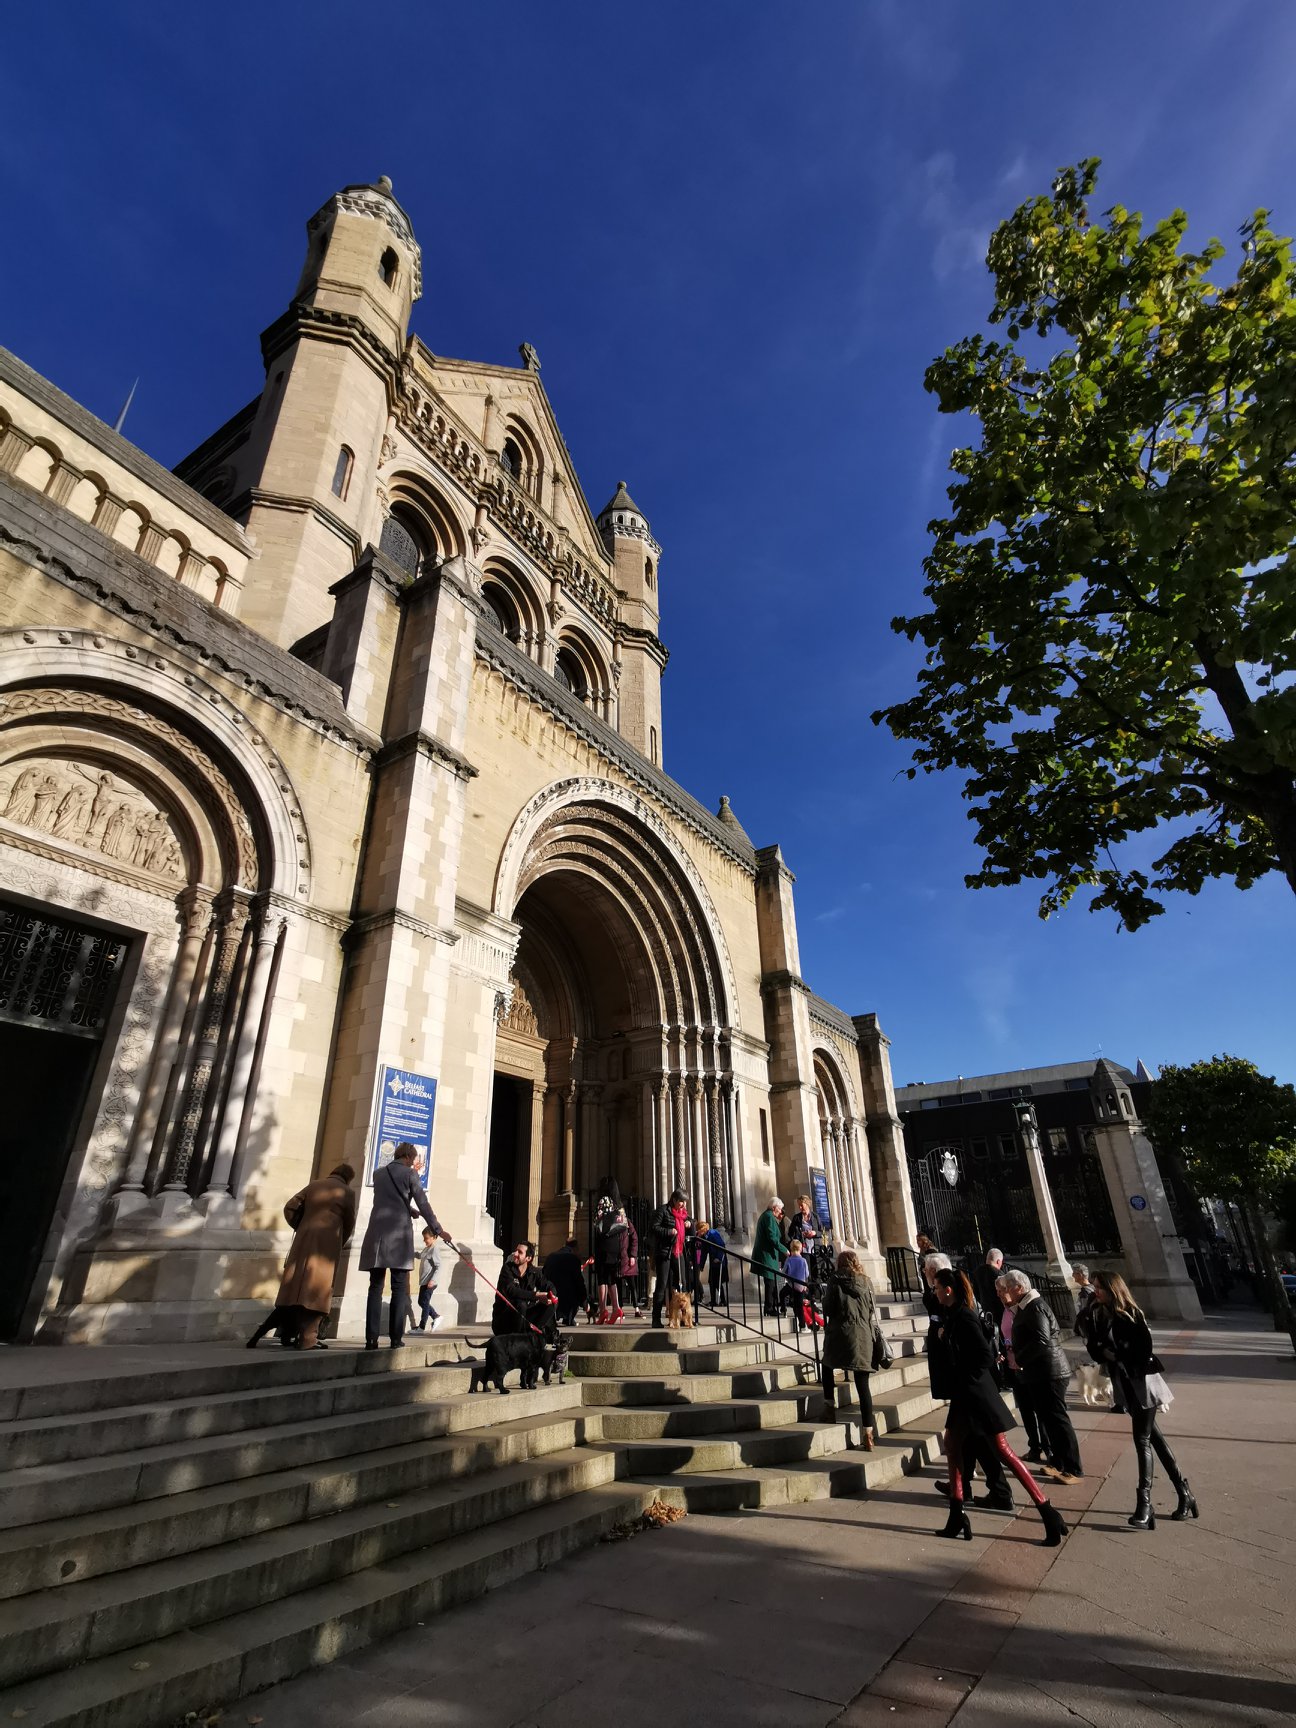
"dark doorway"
0,1024,100,1336
486,1074,531,1250
0,901,129,1338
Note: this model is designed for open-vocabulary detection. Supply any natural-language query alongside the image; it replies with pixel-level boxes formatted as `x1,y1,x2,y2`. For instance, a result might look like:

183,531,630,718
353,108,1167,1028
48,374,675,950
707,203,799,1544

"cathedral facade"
0,177,915,1342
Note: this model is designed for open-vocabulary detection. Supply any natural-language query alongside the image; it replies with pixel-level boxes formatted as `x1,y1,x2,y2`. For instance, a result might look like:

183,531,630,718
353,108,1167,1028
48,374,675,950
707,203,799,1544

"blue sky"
2,3,1293,1085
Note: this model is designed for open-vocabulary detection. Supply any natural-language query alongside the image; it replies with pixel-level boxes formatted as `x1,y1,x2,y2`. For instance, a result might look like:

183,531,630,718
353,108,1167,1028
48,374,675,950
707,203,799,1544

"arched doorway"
492,785,738,1253
814,1047,873,1248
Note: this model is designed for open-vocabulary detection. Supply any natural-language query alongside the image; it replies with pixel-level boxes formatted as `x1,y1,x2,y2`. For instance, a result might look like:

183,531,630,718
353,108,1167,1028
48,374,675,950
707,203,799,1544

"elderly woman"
932,1268,1067,1545
997,1268,1084,1484
753,1196,788,1316
256,1162,359,1351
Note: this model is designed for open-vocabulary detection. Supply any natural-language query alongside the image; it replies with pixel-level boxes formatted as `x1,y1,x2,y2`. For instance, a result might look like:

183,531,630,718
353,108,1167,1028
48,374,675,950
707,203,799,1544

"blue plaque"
369,1065,437,1187
1129,1194,1148,1212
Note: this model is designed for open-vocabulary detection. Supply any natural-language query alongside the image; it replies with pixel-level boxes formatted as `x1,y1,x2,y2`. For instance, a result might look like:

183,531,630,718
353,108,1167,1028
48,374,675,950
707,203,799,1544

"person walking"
973,1247,1005,1332
821,1250,882,1448
649,1190,690,1327
1073,1263,1126,1414
254,1162,358,1352
753,1197,788,1316
931,1269,1068,1546
924,1252,1014,1511
998,1287,1047,1463
413,1228,442,1331
542,1237,587,1326
360,1143,452,1350
997,1269,1084,1484
1091,1271,1198,1529
698,1219,728,1308
594,1204,639,1323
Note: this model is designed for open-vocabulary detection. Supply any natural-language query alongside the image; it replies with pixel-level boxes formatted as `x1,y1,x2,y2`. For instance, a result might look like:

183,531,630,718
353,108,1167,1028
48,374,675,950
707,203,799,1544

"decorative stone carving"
380,433,398,465
500,973,540,1038
0,760,185,880
0,685,260,888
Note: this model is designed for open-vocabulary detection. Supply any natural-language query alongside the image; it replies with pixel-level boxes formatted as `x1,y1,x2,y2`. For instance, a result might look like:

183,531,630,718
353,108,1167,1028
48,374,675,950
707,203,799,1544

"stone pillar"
0,425,34,473
161,895,248,1202
1018,1107,1073,1289
853,1013,918,1253
755,845,824,1201
562,1081,577,1193
199,903,284,1209
706,1078,724,1227
671,1077,687,1191
110,890,211,1215
91,492,126,536
721,1080,740,1233
848,1118,879,1252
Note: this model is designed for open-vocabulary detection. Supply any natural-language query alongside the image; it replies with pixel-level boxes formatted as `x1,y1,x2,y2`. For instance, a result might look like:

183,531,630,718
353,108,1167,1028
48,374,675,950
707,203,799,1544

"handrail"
687,1239,824,1373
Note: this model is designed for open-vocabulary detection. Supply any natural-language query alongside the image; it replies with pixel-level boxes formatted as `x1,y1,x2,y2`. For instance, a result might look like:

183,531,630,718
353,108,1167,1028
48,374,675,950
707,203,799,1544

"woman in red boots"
932,1268,1068,1546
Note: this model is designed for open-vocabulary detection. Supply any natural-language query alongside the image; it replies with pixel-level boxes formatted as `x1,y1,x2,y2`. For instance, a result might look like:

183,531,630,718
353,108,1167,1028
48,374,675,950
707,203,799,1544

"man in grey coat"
360,1142,453,1348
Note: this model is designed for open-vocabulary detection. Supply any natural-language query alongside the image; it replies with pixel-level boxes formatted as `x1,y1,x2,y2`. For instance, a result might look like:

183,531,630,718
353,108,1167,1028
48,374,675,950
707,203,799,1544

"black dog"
467,1301,564,1394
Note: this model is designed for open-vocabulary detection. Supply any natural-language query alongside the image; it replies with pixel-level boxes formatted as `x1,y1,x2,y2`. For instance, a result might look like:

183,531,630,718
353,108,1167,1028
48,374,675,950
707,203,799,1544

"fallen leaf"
129,1661,151,1672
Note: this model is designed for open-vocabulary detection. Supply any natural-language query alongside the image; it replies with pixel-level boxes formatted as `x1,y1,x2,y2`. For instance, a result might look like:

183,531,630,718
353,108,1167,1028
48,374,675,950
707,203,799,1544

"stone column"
199,901,284,1209
848,1118,879,1251
1018,1107,1073,1288
853,1013,918,1254
680,1071,691,1195
562,1081,577,1193
721,1080,739,1233
110,889,211,1216
161,896,248,1203
706,1078,724,1226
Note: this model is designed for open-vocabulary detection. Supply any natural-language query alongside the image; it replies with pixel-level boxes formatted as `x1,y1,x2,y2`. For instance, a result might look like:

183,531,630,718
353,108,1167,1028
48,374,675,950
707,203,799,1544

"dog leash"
451,1246,550,1337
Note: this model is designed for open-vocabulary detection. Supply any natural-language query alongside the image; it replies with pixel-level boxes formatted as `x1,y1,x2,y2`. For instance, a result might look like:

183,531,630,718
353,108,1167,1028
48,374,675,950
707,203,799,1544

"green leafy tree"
873,160,1296,929
1144,1055,1296,1345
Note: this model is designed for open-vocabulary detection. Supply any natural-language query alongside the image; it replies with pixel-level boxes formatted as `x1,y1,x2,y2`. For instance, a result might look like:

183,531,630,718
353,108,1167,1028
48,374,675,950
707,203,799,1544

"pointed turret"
597,480,665,767
716,795,753,846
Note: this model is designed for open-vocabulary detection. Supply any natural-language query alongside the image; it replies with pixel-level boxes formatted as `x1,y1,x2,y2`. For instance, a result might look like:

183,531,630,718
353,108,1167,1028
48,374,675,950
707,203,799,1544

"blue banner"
369,1065,437,1187
809,1166,832,1230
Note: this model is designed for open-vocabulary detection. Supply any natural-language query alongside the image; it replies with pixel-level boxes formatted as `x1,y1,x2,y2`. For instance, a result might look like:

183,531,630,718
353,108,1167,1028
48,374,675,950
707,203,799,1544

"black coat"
1097,1305,1160,1410
972,1264,1004,1326
822,1272,879,1372
595,1218,638,1279
492,1261,555,1334
541,1247,586,1312
939,1304,1015,1438
1010,1294,1072,1385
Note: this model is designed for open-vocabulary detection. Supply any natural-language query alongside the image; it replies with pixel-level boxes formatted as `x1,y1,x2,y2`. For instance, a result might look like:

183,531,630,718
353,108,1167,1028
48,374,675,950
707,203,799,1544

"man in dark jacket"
972,1248,1005,1330
542,1238,587,1326
649,1190,689,1327
1000,1269,1084,1482
493,1241,557,1335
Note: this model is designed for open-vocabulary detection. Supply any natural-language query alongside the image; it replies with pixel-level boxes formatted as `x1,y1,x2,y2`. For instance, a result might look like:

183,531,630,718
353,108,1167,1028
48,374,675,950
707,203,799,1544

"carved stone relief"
0,760,185,880
501,973,541,1038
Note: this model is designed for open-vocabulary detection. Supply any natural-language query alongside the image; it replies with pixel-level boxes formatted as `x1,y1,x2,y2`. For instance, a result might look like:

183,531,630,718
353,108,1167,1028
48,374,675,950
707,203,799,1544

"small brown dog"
665,1289,694,1330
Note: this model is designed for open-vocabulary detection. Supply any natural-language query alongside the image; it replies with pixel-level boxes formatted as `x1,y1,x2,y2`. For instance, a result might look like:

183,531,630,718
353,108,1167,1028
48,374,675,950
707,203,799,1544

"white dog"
1076,1362,1113,1407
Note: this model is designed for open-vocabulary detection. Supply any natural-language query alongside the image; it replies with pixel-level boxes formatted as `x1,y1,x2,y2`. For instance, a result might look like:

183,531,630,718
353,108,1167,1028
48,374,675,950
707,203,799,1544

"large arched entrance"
491,784,738,1253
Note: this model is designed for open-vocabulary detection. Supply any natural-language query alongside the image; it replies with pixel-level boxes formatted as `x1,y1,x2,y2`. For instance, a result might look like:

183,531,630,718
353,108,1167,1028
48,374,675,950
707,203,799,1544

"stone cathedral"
0,176,917,1342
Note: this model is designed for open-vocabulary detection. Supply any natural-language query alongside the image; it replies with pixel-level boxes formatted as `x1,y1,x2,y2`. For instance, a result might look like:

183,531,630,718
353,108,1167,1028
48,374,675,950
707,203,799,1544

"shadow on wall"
446,1248,482,1326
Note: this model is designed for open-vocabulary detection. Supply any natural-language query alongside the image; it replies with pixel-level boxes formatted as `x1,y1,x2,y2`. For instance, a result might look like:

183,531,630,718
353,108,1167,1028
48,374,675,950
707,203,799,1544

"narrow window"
331,445,353,501
649,725,658,765
645,558,655,590
500,437,522,480
378,248,398,287
759,1109,771,1164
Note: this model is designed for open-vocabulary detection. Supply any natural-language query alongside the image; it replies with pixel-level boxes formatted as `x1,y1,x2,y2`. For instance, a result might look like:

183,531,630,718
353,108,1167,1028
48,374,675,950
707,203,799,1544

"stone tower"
236,176,422,649
597,481,666,766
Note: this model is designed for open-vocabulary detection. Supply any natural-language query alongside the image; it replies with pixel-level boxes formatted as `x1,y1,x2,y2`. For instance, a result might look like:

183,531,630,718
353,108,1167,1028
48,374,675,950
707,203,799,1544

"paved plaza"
194,1307,1293,1728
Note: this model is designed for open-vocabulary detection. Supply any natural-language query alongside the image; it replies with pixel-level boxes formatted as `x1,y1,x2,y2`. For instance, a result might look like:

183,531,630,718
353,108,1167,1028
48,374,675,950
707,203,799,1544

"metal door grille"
0,904,126,1039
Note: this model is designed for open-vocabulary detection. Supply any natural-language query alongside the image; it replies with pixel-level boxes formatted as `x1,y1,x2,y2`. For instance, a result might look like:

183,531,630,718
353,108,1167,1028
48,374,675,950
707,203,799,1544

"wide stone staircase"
0,1299,936,1727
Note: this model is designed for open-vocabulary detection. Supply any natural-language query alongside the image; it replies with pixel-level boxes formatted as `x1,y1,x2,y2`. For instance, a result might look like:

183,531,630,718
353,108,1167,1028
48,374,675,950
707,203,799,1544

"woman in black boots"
931,1269,1068,1547
1091,1271,1199,1530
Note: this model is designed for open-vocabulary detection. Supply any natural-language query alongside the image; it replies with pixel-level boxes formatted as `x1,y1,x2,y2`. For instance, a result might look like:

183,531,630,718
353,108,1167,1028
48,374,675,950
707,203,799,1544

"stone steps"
0,1479,657,1728
0,1398,595,1600
0,1376,583,1529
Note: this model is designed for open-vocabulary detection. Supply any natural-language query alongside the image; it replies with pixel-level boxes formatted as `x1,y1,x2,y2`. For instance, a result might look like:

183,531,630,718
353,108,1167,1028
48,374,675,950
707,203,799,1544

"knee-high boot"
1152,1422,1199,1520
1128,1431,1155,1529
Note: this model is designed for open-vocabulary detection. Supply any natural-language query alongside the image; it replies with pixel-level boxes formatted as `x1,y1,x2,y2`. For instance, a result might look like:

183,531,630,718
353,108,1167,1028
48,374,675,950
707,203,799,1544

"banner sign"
368,1066,437,1186
809,1167,832,1230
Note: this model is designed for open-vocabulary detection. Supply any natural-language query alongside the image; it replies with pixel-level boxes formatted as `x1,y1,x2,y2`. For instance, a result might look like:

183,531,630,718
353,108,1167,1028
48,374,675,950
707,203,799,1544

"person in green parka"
752,1196,788,1315
822,1249,883,1449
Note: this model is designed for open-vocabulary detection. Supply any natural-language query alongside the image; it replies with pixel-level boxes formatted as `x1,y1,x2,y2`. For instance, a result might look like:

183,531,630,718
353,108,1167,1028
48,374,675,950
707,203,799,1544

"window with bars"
0,903,127,1039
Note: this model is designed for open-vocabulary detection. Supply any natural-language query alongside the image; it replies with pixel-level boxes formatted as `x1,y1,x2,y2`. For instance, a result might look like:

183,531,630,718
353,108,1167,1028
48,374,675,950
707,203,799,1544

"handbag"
1145,1371,1174,1410
284,1196,305,1230
871,1326,894,1371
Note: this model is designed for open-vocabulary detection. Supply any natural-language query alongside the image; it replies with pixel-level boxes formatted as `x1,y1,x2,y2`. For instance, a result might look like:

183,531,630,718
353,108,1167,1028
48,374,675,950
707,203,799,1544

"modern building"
895,1059,1201,1318
0,175,919,1343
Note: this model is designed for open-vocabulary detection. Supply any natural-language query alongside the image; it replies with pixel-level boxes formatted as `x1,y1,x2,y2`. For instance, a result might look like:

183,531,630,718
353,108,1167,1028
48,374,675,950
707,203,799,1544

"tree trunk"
1241,1195,1296,1356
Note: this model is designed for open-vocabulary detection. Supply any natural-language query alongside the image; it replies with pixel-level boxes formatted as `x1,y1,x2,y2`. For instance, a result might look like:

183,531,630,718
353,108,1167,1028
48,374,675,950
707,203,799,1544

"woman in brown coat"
250,1163,358,1350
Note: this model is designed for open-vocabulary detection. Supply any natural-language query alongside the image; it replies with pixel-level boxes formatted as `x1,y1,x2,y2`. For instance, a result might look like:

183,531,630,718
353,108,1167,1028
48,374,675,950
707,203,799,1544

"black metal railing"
1039,1274,1077,1326
681,1239,824,1374
886,1244,922,1299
